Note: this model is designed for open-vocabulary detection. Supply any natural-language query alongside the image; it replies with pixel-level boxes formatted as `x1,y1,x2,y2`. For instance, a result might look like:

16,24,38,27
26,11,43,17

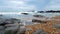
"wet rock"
5,30,17,34
20,26,26,34
5,23,18,27
21,13,28,15
54,24,60,28
4,18,20,24
57,30,60,33
0,30,5,34
0,22,7,26
37,11,44,13
32,19,46,23
0,14,3,16
25,22,34,25
40,32,48,34
33,29,42,34
33,29,48,34
4,20,14,24
5,26,18,31
5,26,18,34
0,26,5,30
33,15,45,18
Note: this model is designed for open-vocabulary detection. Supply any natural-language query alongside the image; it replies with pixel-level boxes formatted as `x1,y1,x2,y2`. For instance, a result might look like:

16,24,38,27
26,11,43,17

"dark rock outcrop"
33,15,45,18
32,19,47,23
21,13,28,15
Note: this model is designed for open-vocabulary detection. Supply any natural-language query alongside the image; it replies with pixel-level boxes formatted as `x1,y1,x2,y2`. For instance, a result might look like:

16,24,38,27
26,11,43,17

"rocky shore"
0,14,60,34
20,15,60,34
0,18,20,34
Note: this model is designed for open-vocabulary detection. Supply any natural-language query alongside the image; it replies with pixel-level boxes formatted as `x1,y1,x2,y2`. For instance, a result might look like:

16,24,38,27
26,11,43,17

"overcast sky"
0,0,60,12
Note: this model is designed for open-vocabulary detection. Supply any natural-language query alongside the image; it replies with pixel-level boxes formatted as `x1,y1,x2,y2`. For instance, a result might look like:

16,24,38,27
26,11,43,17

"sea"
1,13,60,19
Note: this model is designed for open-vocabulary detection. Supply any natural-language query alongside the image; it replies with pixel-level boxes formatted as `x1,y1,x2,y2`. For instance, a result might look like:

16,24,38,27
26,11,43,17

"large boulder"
0,30,5,34
32,19,47,23
21,13,28,15
33,15,45,18
4,18,20,24
33,29,42,34
57,30,60,34
5,23,19,27
54,24,60,28
33,29,48,34
0,19,6,26
20,26,26,34
5,26,19,34
0,26,5,30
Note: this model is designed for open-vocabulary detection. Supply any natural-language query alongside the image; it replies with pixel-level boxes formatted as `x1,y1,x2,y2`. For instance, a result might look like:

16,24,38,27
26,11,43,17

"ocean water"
0,13,60,20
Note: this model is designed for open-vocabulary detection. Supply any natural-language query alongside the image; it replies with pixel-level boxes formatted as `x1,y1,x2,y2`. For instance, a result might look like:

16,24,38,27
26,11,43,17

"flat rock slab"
5,26,19,31
54,24,60,28
5,23,18,27
33,29,48,34
5,26,19,34
0,26,5,30
0,30,5,34
20,26,26,34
